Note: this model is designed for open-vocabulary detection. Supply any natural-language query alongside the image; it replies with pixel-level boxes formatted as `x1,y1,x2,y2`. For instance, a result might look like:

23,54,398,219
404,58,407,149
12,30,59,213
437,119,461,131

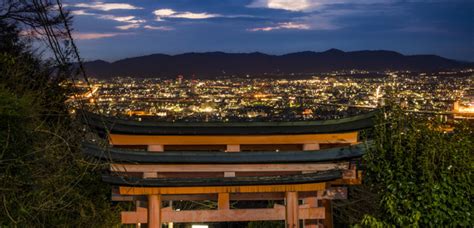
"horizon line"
85,48,473,63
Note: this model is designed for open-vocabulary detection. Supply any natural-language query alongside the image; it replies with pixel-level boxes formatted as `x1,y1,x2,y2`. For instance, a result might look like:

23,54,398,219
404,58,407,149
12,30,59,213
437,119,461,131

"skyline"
67,0,474,62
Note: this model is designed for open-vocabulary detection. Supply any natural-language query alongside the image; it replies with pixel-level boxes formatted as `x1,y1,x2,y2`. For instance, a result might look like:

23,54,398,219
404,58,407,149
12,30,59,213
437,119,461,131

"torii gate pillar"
148,194,162,228
285,191,299,228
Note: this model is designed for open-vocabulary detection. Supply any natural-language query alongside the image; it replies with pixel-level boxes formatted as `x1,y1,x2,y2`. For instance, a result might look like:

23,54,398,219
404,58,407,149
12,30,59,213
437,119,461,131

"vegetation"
0,2,120,226
361,107,473,227
0,1,472,227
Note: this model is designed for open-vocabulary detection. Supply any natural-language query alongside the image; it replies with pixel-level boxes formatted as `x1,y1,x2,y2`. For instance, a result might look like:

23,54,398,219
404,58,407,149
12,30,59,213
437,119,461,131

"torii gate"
81,110,376,227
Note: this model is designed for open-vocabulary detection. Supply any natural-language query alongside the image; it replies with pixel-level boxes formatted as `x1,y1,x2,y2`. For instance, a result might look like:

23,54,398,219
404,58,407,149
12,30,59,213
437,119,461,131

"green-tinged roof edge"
79,109,379,135
82,141,370,164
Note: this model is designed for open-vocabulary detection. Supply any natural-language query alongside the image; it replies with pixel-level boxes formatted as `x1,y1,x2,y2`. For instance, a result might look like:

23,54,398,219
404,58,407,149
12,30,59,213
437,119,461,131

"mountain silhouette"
83,49,473,78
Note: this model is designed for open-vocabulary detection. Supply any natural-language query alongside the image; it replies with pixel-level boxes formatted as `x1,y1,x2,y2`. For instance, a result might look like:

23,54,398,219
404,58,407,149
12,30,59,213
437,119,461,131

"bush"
0,21,120,226
362,107,473,227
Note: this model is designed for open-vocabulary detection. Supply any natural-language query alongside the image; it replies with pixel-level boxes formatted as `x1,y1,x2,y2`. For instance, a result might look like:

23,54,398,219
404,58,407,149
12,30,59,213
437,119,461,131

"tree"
0,1,121,226
361,107,473,227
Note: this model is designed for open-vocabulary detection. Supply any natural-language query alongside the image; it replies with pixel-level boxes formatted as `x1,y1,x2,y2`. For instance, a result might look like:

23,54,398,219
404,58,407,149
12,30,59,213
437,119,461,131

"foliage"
332,185,380,227
0,17,120,227
361,106,473,227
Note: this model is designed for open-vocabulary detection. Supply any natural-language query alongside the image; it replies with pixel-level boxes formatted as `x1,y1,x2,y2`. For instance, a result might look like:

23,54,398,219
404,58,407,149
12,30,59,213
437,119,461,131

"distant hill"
83,49,473,78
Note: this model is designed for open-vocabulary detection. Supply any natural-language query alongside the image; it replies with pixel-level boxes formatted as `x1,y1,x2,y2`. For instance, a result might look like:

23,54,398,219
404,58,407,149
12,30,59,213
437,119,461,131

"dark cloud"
66,0,474,61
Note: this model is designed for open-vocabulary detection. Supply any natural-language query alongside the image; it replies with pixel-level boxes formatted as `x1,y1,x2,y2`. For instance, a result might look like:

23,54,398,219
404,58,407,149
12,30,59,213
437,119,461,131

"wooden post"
148,144,164,152
303,143,320,151
285,192,299,228
322,199,332,228
304,197,319,228
168,201,174,228
224,172,236,177
218,193,230,210
226,144,240,152
148,194,161,228
136,200,142,228
143,172,158,178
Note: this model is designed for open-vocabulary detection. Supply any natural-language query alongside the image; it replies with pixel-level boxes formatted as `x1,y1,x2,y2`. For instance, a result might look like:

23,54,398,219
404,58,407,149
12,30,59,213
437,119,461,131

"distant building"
176,75,183,84
453,100,474,119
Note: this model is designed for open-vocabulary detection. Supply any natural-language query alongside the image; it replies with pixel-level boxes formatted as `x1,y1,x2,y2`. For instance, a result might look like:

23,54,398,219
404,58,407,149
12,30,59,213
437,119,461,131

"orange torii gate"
82,110,376,227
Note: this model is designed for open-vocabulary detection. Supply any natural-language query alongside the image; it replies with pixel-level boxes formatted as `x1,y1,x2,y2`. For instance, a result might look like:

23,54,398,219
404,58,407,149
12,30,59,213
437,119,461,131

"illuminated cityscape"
1,0,473,227
70,70,473,122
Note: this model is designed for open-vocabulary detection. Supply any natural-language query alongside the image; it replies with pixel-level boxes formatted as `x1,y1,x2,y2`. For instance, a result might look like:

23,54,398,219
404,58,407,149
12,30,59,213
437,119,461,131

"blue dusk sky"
65,0,474,62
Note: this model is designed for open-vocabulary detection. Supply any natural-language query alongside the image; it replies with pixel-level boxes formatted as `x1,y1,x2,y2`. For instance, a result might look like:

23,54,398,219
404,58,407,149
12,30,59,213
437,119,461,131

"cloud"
144,25,174,31
154,9,176,18
71,10,95,16
249,22,310,31
279,22,311,29
247,0,401,12
73,33,120,40
153,8,220,21
99,15,134,22
172,12,220,19
74,2,142,11
248,0,311,11
72,2,145,30
116,24,140,30
248,1,398,32
96,15,145,30
98,15,145,24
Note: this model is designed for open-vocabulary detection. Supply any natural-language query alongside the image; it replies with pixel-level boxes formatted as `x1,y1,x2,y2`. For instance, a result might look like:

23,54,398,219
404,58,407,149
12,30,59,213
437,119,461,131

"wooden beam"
138,170,353,179
303,143,320,151
120,182,327,195
286,192,299,228
112,188,347,202
230,192,284,201
329,171,363,185
135,200,142,228
121,205,325,224
148,195,161,228
303,197,319,228
143,172,158,178
148,145,164,152
110,163,349,173
304,197,318,207
224,172,236,177
109,132,358,146
218,193,230,210
226,144,240,152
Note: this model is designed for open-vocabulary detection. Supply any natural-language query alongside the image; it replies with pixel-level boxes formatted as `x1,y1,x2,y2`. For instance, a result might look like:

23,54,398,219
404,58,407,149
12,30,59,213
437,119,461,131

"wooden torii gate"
82,110,376,227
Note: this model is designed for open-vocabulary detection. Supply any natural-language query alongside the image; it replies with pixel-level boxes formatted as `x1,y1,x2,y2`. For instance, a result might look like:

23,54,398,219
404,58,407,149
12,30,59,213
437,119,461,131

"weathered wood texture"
121,205,325,224
148,195,161,228
111,187,348,201
286,192,299,228
111,163,349,173
109,132,358,145
120,182,327,195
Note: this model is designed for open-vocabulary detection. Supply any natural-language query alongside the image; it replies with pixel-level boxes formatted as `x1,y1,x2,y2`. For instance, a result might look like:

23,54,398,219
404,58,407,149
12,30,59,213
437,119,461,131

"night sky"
66,0,474,62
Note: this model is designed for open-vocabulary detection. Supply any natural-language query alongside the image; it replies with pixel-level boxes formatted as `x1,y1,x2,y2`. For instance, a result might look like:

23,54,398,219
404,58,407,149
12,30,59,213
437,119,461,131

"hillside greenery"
0,17,120,227
0,1,472,227
360,107,473,227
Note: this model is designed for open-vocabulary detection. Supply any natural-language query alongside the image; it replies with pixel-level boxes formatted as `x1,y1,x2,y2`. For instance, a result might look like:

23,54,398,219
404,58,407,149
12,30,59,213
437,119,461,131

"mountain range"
83,49,473,79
